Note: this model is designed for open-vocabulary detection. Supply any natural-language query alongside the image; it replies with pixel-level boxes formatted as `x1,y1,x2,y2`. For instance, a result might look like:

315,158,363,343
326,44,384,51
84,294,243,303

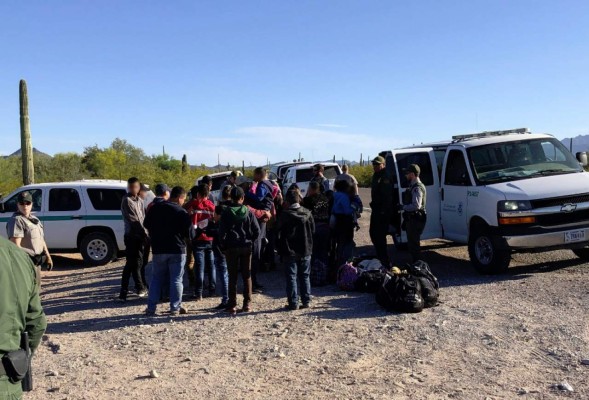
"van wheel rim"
475,236,493,265
87,239,108,260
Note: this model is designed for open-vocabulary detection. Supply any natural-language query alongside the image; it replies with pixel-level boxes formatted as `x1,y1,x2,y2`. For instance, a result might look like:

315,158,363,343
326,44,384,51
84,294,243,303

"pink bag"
337,262,359,291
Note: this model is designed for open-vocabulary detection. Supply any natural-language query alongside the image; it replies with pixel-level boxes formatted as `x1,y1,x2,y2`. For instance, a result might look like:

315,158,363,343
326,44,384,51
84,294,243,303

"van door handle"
71,216,83,220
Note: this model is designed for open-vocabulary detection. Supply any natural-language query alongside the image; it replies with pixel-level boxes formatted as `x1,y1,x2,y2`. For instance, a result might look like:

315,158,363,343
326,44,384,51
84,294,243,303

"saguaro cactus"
19,79,35,185
181,154,188,173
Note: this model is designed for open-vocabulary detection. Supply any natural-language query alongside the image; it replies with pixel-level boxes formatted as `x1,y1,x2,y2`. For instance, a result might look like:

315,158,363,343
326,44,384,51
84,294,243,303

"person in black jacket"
219,187,260,314
277,190,315,310
143,186,192,316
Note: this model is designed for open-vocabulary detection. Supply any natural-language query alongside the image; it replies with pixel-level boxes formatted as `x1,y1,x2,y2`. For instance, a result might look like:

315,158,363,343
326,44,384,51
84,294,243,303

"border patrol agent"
0,236,47,399
369,156,393,265
401,164,427,262
6,192,53,271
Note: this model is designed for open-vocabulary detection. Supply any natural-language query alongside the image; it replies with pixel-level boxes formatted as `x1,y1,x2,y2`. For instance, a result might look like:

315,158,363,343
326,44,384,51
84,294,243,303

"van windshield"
468,138,582,184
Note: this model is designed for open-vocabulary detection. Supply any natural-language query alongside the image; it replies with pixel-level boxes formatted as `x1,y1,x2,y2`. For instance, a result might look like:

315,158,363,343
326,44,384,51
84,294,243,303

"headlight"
497,200,532,212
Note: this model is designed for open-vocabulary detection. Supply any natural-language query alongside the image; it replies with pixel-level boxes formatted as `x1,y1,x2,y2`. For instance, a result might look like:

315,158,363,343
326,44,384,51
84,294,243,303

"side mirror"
576,152,588,167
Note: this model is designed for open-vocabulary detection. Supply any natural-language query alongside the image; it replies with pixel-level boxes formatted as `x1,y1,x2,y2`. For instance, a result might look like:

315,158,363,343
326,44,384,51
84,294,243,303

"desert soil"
28,191,588,400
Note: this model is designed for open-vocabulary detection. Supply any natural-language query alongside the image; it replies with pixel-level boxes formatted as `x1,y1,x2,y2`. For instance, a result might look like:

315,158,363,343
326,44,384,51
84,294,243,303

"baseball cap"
371,156,385,165
17,191,33,203
139,184,149,192
403,164,420,175
235,176,252,186
155,183,170,196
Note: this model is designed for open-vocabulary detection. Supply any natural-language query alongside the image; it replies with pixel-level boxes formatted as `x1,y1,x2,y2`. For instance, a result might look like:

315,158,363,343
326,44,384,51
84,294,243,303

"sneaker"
300,303,311,310
225,307,237,315
286,304,299,311
252,284,264,294
144,309,156,316
137,290,148,298
192,294,203,301
214,303,228,310
170,306,188,316
115,294,127,303
240,306,252,313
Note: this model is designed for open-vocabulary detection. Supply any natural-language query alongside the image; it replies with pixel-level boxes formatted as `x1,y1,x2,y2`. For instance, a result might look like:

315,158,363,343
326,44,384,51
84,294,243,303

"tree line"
0,138,375,196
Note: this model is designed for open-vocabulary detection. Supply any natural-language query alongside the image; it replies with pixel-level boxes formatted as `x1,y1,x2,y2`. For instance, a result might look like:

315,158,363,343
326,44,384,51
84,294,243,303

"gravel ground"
28,208,589,400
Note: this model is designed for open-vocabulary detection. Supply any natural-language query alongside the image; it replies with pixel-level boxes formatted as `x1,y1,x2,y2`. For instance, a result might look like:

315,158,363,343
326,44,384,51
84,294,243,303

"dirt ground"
29,200,589,399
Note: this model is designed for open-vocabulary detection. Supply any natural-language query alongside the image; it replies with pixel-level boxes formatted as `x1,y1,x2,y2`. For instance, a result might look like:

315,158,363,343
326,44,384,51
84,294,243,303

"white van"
0,180,127,266
380,128,589,274
281,162,343,195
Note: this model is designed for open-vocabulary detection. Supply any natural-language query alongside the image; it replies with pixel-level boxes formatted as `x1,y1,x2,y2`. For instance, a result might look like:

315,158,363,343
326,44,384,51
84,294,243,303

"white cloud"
316,123,348,129
149,126,408,166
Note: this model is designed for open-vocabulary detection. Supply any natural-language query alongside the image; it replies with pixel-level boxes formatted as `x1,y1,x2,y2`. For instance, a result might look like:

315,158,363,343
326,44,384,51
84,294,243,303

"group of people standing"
115,157,428,315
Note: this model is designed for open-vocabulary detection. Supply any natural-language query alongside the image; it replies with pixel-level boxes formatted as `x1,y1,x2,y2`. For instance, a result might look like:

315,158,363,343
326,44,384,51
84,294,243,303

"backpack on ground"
337,262,359,291
406,260,439,308
310,259,329,287
355,269,386,293
376,272,425,313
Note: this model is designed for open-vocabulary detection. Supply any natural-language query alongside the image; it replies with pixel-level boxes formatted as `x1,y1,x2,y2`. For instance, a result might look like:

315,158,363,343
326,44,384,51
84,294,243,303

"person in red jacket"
185,183,216,300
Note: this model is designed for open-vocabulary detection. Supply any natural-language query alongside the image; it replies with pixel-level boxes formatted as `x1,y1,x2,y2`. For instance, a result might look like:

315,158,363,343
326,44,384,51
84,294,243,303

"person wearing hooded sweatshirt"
185,183,216,300
219,186,260,314
277,190,315,311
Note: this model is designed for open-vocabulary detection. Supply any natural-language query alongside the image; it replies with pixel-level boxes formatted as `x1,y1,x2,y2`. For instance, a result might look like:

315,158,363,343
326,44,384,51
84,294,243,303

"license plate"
565,230,586,243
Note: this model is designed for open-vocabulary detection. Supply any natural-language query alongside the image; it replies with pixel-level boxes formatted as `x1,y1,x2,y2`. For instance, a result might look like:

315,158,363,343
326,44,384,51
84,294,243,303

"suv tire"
572,247,589,261
468,228,511,274
81,232,115,266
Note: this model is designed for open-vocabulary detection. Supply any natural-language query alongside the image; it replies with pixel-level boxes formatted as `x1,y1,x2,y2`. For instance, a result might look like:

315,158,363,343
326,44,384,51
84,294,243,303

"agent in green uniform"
401,164,427,262
369,156,393,265
6,192,53,271
0,236,47,399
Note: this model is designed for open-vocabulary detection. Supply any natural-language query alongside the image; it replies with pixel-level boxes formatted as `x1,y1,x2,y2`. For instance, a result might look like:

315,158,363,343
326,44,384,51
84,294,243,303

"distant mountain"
4,148,52,159
561,135,589,155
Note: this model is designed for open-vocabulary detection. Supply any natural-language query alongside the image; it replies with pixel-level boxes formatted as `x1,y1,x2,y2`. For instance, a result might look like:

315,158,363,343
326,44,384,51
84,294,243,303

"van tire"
468,229,511,274
572,247,589,261
81,232,115,266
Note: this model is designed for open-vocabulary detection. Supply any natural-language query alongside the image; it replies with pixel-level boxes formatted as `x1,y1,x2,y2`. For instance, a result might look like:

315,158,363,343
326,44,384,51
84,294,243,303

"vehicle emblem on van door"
560,203,577,213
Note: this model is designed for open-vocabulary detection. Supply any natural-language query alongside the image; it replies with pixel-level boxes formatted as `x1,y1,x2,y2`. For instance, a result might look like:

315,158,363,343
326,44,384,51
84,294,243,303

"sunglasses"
18,201,32,206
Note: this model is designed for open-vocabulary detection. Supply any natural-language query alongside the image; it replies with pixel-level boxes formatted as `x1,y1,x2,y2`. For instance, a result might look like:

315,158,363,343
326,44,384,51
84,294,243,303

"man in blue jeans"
143,186,192,316
277,189,315,310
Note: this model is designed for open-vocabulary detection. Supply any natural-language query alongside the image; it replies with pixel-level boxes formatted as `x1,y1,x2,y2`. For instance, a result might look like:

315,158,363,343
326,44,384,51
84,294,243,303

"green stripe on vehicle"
0,215,123,222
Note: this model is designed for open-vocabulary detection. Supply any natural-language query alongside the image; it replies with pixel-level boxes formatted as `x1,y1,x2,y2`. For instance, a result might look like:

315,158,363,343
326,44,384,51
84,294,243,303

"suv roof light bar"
452,128,529,142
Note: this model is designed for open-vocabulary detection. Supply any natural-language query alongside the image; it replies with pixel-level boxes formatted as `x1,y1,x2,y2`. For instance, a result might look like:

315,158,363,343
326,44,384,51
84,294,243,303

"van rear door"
390,148,442,241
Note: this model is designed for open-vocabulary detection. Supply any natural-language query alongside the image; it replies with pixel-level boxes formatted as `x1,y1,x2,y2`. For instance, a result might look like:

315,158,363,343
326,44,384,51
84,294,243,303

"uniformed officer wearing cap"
6,191,53,271
0,236,47,399
369,156,393,265
401,164,427,262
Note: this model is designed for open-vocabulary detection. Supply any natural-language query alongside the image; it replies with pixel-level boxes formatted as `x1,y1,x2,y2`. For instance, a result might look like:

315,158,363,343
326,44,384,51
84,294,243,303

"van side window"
49,189,82,211
87,189,126,211
396,152,434,187
3,189,43,213
444,150,471,186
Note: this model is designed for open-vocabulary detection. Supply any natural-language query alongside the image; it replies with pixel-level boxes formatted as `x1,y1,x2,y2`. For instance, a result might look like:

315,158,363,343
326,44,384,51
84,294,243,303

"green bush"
348,164,373,187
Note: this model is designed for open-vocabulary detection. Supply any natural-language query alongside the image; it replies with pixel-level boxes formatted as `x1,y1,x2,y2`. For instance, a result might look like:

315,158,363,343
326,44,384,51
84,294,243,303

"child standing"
186,183,216,300
219,187,260,314
277,190,315,310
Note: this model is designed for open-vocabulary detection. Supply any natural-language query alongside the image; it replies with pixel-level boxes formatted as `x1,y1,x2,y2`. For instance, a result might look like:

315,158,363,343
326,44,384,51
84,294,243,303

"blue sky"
1,1,588,165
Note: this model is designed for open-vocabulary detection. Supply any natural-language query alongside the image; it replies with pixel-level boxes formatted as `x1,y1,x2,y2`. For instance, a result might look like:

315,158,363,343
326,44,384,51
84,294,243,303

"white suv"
281,163,343,195
195,171,243,203
0,180,127,266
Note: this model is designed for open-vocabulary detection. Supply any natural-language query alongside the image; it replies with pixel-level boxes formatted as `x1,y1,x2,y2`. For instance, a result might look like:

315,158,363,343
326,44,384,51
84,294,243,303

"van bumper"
502,227,589,249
